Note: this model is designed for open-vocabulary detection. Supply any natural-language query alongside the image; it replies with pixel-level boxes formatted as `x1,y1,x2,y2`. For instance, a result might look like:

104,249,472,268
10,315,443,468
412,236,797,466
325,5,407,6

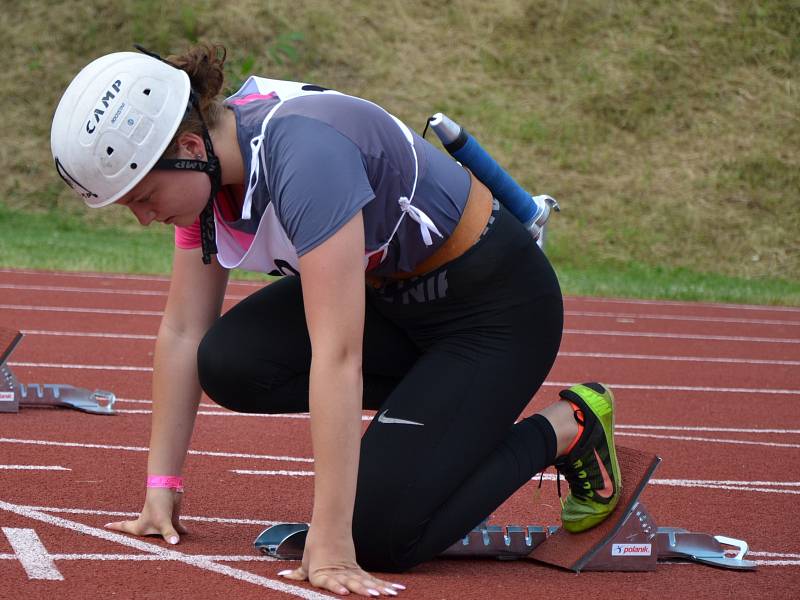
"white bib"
214,76,437,276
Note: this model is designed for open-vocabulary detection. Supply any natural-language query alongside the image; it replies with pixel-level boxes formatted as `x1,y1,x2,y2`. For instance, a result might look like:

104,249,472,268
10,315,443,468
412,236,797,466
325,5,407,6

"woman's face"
117,167,211,227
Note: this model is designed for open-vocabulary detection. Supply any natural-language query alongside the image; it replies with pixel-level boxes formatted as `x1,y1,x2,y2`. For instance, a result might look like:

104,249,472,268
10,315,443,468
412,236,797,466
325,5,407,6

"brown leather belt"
368,170,493,285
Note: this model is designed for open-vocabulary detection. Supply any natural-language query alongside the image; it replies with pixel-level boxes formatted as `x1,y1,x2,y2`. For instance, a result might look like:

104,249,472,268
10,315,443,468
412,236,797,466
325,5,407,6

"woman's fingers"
170,491,189,535
286,567,404,597
103,519,156,535
161,526,181,545
104,518,181,544
277,567,307,581
103,520,139,534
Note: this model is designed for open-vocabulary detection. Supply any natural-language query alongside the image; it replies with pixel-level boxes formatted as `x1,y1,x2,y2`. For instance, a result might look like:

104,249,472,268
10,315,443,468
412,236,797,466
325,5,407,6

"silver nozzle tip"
429,112,462,145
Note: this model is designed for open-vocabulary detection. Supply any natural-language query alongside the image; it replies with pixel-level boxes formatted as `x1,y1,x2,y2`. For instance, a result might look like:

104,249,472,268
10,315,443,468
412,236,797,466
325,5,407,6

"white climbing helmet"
51,52,191,207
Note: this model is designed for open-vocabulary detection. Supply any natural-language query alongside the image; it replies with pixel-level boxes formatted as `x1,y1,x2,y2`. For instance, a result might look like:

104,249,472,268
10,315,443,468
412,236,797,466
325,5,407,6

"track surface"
1,268,799,599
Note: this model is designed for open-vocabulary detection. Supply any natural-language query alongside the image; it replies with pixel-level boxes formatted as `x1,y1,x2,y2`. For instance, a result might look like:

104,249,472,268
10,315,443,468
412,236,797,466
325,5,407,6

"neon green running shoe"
553,383,622,533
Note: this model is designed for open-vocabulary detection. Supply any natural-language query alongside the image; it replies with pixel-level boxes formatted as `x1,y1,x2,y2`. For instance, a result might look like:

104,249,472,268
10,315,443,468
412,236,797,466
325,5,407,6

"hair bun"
168,43,227,114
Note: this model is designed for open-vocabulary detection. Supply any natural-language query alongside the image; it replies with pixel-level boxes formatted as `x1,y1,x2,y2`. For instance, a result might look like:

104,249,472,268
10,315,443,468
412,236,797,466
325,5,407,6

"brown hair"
163,43,228,157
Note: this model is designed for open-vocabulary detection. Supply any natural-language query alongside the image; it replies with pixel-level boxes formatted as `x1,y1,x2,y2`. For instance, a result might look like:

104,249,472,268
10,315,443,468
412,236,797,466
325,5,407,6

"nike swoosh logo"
594,448,615,499
377,409,424,427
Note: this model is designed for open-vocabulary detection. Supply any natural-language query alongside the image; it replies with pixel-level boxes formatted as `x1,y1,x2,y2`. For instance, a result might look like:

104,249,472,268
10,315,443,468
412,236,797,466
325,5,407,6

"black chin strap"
154,96,220,265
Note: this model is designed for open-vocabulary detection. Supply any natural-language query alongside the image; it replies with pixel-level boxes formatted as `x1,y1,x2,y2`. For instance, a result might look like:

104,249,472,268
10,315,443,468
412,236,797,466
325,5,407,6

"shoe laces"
555,455,594,501
536,469,567,509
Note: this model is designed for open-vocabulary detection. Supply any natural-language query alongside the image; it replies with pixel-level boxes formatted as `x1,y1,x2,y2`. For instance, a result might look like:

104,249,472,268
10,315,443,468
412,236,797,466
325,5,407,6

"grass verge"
2,204,797,305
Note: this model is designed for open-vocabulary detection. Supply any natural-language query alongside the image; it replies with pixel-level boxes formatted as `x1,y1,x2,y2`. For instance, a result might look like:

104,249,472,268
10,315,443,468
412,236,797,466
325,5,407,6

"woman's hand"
278,527,405,597
104,487,188,544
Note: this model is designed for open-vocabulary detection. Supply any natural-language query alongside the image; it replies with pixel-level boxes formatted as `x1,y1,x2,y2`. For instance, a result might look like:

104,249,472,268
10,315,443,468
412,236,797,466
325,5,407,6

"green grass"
2,204,797,305
0,204,174,275
552,259,800,306
2,0,798,298
0,204,274,281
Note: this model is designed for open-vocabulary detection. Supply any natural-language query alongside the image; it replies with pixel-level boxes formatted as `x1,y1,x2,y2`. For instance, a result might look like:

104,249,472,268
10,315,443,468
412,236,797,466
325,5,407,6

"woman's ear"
176,132,206,160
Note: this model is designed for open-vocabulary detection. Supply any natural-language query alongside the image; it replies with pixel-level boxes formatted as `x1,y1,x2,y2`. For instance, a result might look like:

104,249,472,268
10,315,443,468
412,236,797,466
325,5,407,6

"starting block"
0,328,23,413
0,327,116,415
253,446,756,571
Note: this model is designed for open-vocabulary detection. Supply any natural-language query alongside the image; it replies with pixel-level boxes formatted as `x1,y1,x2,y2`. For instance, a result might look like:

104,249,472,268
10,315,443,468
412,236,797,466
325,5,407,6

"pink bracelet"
146,475,184,493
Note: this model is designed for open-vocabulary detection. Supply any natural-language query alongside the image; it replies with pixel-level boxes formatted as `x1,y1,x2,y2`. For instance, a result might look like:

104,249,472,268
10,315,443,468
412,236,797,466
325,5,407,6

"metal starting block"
0,328,23,413
253,447,756,571
0,327,116,415
656,527,754,570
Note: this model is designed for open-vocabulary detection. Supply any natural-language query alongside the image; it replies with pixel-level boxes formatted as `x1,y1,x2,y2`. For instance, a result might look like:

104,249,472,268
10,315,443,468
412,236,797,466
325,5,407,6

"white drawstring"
380,120,441,248
398,196,442,246
241,100,285,220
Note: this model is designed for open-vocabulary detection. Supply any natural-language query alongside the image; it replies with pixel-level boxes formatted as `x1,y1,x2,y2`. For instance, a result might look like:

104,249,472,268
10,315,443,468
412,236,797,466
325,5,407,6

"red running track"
1,268,799,599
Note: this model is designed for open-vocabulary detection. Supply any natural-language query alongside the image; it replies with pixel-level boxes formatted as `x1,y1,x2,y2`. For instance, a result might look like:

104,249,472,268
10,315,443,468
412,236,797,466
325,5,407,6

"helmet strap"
154,94,220,265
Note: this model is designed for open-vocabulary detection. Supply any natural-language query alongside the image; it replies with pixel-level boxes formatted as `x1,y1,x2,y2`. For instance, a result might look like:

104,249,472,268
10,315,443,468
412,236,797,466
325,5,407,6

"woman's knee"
197,317,312,414
352,493,428,572
196,322,246,411
353,518,406,572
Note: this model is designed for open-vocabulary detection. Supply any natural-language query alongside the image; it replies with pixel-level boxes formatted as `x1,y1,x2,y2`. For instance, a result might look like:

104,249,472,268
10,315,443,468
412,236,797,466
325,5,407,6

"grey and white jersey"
203,77,470,276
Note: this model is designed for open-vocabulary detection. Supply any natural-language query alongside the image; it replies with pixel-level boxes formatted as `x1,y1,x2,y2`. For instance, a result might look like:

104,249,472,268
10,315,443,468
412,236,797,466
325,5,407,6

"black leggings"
197,203,563,572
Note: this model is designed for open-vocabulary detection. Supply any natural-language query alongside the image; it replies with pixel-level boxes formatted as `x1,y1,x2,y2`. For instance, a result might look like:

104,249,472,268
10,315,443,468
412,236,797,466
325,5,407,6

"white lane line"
535,473,800,496
116,398,161,405
9,358,800,395
22,505,277,526
619,424,800,435
0,283,248,302
0,465,70,471
2,527,63,580
0,304,162,317
113,407,359,420
0,500,336,599
662,558,800,566
548,381,800,395
5,428,795,459
100,397,304,411
566,310,800,327
22,330,156,340
13,346,800,372
232,470,314,477
564,328,800,344
0,283,168,297
653,478,800,488
112,402,800,435
749,551,800,558
0,553,275,562
0,552,795,567
22,328,800,346
4,302,798,326
0,437,313,463
9,361,151,372
618,431,800,449
571,297,800,314
0,268,264,288
0,269,172,283
231,469,800,496
559,351,800,366
650,481,800,495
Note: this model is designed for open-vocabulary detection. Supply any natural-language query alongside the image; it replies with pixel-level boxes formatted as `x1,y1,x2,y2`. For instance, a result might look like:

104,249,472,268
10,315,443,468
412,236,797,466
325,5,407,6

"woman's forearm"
145,249,229,477
308,356,363,536
146,324,206,476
